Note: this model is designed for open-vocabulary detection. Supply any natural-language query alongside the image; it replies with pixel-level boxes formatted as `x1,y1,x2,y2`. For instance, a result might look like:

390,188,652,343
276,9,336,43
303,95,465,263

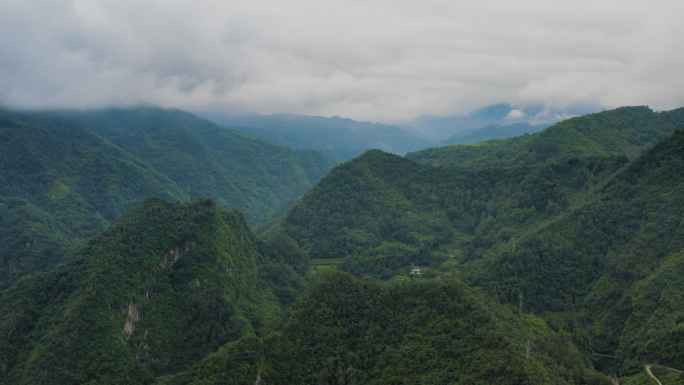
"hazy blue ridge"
407,106,684,168
62,107,337,226
196,111,435,161
440,122,551,145
410,103,600,142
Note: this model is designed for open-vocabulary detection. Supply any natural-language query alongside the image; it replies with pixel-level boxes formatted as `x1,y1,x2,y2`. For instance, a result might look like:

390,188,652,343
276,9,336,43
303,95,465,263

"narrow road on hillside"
646,365,663,385
645,364,683,385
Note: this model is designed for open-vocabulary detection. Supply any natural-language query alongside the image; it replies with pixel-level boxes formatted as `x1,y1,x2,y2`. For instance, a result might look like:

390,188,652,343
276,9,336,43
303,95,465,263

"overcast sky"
1,0,682,122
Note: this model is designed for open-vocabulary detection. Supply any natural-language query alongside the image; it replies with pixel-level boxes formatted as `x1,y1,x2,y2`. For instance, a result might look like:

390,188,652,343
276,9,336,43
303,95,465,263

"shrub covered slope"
169,271,611,385
63,107,336,226
267,107,684,377
0,113,185,289
0,198,293,384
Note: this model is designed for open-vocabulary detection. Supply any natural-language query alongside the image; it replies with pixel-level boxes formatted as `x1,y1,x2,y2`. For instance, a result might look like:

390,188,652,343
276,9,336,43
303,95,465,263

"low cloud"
1,0,682,121
506,109,525,119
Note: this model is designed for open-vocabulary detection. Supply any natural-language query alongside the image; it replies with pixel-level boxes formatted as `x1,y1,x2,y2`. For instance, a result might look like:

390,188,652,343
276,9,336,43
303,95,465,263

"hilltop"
168,271,610,385
63,107,336,225
261,106,684,378
0,198,302,384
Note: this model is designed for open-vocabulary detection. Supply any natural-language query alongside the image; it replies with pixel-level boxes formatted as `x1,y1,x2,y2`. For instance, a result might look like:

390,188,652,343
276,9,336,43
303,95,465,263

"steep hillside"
168,271,611,385
264,122,684,378
276,149,627,276
0,198,288,384
64,107,336,226
440,122,550,145
0,114,186,288
408,106,684,168
465,128,684,374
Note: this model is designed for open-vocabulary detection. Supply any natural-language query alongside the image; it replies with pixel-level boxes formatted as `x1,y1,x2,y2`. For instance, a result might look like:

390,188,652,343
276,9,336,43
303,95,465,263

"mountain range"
0,107,335,289
197,112,434,162
410,103,601,142
1,104,684,384
440,122,551,145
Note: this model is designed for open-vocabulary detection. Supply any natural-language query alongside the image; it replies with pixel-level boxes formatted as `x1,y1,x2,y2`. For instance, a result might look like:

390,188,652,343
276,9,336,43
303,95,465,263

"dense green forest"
2,105,684,384
0,198,305,384
276,148,629,278
169,271,610,385
464,126,684,373
408,106,684,167
63,107,336,225
0,113,186,289
0,108,334,289
264,107,684,380
0,200,611,384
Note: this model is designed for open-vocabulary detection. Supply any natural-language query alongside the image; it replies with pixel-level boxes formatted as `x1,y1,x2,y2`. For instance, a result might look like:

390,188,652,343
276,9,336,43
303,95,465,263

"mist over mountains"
196,103,602,162
2,0,683,382
409,103,601,142
197,111,434,162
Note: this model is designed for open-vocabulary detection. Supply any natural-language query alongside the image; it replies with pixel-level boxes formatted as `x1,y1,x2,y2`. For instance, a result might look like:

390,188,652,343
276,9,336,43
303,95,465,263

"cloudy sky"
1,0,682,122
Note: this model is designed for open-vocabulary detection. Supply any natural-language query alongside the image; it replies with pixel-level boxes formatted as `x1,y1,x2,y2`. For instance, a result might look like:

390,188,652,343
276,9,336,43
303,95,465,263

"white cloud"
1,0,683,121
506,109,525,119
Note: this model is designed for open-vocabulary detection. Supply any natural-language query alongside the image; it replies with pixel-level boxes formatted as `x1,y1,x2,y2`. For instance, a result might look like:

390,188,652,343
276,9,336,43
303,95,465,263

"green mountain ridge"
261,106,684,378
466,127,684,374
0,197,288,384
167,270,610,385
276,149,628,274
63,107,336,226
3,105,684,384
408,106,684,168
0,114,186,289
0,107,336,289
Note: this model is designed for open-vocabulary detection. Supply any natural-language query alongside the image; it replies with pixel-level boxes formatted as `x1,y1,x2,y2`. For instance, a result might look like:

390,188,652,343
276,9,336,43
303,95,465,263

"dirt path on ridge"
646,365,663,385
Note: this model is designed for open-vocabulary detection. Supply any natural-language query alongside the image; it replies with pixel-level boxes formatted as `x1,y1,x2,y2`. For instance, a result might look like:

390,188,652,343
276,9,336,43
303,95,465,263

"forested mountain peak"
0,106,335,290
168,270,610,385
0,197,274,384
467,128,684,371
0,113,186,289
